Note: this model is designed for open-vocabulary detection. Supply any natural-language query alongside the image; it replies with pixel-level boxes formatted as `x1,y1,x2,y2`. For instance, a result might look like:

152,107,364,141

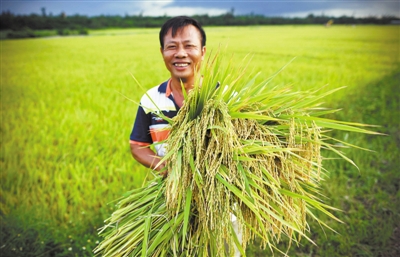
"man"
129,16,241,256
129,16,206,177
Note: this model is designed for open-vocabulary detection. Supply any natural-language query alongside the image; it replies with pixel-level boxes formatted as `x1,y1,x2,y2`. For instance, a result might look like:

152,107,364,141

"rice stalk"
95,50,380,256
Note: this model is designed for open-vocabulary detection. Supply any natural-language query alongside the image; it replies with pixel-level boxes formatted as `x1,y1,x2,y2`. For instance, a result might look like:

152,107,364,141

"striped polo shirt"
129,79,179,157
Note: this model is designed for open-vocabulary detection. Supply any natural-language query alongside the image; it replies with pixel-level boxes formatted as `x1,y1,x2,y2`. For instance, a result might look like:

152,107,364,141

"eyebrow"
165,39,196,45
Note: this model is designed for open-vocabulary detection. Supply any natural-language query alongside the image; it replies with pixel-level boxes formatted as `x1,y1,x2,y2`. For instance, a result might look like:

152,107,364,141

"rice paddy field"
1,25,399,256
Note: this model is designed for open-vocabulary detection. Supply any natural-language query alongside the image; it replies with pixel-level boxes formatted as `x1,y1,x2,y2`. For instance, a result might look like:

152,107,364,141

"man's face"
161,25,206,83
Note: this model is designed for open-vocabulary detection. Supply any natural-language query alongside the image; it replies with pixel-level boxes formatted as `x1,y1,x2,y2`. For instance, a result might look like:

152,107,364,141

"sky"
1,0,399,18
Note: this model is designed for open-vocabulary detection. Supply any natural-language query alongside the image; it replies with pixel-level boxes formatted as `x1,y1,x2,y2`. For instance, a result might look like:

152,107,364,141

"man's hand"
159,169,168,178
130,143,168,177
156,162,168,178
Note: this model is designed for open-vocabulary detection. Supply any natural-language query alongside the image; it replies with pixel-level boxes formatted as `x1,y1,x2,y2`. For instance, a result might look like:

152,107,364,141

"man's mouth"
174,63,189,67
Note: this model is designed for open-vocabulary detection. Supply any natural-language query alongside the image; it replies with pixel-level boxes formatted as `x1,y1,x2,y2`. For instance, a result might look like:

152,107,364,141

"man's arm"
130,143,167,177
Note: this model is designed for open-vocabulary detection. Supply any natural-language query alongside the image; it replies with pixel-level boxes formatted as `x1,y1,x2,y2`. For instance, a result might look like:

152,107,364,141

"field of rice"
1,25,399,256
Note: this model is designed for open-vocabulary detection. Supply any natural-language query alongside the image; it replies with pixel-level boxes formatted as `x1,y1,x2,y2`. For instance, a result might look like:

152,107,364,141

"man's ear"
160,47,163,54
201,46,206,60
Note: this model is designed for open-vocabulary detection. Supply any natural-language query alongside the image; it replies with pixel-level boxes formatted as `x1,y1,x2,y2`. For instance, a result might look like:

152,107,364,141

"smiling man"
129,16,242,256
129,16,206,177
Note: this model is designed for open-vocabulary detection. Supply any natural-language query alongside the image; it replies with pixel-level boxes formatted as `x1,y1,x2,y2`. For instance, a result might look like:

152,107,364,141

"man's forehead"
165,25,201,39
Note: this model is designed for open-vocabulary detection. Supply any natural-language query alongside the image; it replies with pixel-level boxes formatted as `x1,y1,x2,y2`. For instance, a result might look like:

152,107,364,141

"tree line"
1,10,399,39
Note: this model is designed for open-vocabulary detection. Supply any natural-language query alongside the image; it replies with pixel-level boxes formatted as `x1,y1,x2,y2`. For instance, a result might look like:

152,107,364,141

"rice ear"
95,49,379,257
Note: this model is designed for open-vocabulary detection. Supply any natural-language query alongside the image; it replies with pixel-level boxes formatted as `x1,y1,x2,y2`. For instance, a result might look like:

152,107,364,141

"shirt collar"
157,79,172,97
166,79,172,97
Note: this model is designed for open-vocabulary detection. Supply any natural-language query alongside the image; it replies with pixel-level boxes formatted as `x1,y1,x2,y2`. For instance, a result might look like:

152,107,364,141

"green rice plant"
94,50,380,256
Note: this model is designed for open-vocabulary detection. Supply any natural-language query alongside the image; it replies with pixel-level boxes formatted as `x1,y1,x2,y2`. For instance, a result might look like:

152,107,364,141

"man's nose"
174,46,188,58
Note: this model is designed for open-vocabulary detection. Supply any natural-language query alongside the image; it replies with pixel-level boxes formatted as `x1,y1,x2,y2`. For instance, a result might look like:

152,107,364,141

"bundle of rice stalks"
94,52,379,257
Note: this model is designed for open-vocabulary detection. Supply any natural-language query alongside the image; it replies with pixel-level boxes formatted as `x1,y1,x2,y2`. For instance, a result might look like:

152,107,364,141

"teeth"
174,63,188,67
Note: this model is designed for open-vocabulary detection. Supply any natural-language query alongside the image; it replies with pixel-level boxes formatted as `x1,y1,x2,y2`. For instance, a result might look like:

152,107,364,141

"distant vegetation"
1,9,399,39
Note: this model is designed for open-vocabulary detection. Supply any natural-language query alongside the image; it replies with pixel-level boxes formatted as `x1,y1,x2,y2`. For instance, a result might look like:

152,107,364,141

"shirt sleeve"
129,105,152,145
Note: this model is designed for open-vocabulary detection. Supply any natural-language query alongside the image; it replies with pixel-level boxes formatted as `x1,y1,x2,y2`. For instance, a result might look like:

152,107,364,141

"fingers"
159,169,169,178
156,161,168,178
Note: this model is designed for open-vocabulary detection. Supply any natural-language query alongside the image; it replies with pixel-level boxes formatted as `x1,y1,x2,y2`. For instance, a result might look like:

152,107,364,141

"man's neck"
170,77,194,94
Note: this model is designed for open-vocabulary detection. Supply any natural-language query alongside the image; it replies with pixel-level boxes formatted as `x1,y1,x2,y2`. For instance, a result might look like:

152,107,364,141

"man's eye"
166,45,176,49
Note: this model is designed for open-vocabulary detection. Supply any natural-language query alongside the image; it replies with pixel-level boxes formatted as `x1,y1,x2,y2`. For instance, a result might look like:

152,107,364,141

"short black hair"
159,16,206,48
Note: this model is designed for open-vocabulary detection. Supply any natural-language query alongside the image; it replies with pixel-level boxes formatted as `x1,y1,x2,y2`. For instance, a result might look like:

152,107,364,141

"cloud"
281,2,400,18
0,0,228,17
139,6,227,17
0,0,398,18
127,1,227,17
131,0,173,14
